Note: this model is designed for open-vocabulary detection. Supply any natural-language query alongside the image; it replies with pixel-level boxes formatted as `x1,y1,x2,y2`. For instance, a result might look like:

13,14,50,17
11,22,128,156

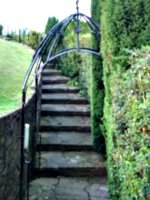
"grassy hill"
0,38,34,116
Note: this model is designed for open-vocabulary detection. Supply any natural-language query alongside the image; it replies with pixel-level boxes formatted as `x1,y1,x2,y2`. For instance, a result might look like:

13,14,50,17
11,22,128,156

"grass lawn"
0,39,34,116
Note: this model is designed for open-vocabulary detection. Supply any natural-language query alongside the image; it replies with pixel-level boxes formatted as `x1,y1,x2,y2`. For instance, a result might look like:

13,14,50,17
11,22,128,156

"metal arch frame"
20,11,101,200
22,12,100,90
35,48,101,76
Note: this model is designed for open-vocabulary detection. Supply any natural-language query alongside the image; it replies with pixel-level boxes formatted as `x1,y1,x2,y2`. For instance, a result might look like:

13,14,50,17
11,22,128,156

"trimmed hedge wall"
107,47,150,199
101,0,150,199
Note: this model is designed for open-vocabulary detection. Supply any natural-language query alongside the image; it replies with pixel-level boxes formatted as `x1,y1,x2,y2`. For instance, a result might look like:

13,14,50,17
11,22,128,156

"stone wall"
0,93,37,200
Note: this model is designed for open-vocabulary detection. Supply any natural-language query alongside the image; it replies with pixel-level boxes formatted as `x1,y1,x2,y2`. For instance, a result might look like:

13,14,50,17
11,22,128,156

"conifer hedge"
101,0,150,199
90,0,105,153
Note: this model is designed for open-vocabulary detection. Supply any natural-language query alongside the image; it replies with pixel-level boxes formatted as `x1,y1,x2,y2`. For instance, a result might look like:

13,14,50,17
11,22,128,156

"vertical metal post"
31,75,39,178
25,161,30,200
19,89,26,200
76,0,80,50
38,133,42,176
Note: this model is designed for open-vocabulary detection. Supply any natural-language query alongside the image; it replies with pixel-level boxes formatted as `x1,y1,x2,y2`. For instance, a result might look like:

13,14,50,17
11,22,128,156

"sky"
0,0,91,33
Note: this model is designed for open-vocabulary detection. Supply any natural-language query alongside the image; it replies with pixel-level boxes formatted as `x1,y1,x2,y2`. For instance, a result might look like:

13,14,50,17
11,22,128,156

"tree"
45,16,59,34
28,30,43,50
0,24,3,35
90,0,105,153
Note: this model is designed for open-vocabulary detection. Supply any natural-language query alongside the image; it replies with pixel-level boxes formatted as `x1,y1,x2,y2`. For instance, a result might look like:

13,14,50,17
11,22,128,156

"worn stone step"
42,93,88,104
41,104,90,116
36,132,93,151
42,69,61,76
40,116,91,132
42,75,70,84
42,84,80,94
26,177,108,200
35,151,106,177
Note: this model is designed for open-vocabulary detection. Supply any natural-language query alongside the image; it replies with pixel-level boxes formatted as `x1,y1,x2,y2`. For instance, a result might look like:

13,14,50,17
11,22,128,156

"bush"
28,30,43,50
107,47,150,199
101,0,150,142
0,24,3,35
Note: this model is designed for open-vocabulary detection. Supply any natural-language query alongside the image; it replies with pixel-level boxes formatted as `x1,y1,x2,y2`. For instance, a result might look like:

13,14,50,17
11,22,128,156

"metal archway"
20,2,101,199
22,11,101,89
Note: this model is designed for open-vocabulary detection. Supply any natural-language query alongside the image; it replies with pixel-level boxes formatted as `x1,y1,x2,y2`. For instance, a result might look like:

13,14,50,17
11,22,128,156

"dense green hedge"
101,0,150,199
101,0,150,135
90,0,105,153
108,47,150,199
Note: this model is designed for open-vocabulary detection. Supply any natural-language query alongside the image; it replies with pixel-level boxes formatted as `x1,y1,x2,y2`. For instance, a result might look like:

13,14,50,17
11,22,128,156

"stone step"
41,104,90,116
40,116,91,132
42,93,88,104
26,177,108,200
42,69,61,76
42,75,70,84
42,84,80,94
36,132,93,151
35,151,106,177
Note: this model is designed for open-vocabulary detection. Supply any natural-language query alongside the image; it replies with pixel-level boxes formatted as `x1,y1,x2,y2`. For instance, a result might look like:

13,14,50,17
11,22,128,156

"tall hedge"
90,0,105,153
108,48,150,199
101,0,150,199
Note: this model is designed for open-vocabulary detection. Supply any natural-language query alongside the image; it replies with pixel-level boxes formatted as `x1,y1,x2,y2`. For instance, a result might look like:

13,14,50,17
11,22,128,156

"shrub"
0,24,3,35
28,30,43,50
107,47,150,199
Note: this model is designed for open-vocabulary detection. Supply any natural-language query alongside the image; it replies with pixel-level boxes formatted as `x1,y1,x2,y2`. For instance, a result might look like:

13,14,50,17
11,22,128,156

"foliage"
28,30,43,50
0,39,33,115
57,52,81,77
45,16,59,34
107,47,150,199
90,0,105,153
3,27,45,50
101,1,150,198
0,24,3,35
101,0,150,137
54,18,92,99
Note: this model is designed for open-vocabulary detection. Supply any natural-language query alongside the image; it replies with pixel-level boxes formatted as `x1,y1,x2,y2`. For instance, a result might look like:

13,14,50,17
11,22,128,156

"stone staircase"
27,69,108,200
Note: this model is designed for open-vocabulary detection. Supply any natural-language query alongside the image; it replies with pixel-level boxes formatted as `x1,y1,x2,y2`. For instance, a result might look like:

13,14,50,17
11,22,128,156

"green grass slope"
0,39,34,116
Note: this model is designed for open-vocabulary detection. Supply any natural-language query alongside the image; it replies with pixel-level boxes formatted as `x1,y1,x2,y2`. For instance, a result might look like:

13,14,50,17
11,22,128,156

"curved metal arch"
47,13,101,60
35,47,101,76
23,12,101,90
22,14,75,89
